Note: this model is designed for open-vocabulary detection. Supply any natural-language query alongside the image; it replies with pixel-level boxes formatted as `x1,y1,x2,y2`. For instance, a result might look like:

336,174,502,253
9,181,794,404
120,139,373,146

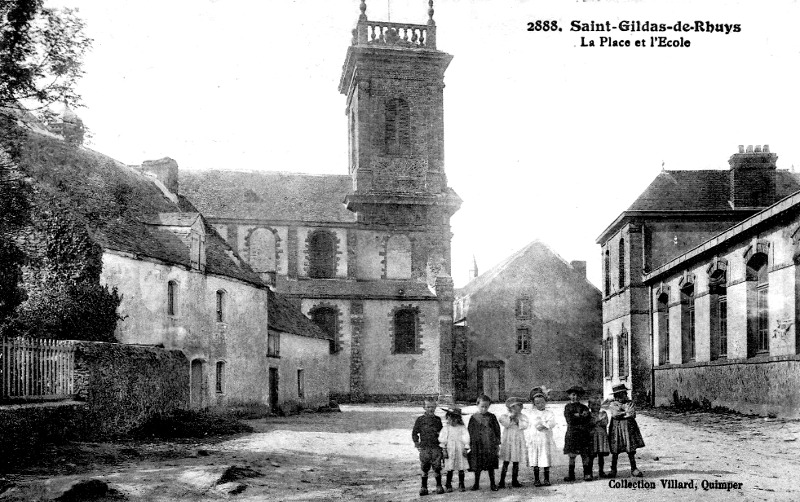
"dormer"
143,212,207,272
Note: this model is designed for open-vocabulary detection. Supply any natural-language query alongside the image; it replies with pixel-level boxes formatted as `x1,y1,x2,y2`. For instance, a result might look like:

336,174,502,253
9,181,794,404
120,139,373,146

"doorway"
190,359,206,409
476,360,505,401
269,367,279,412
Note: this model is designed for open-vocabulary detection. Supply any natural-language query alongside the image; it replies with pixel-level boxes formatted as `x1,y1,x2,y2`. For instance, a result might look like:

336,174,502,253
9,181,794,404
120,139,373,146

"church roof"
456,240,597,298
180,170,356,223
18,132,264,287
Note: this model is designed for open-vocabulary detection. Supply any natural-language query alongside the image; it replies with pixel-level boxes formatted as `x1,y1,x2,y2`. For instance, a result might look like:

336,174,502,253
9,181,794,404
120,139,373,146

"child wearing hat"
563,385,592,482
526,389,557,486
498,396,529,489
467,394,502,491
607,383,645,478
439,406,470,492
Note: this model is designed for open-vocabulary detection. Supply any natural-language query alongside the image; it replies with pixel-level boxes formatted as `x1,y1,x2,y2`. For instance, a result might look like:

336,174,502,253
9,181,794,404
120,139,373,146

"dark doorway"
477,360,505,401
190,359,205,409
269,367,279,412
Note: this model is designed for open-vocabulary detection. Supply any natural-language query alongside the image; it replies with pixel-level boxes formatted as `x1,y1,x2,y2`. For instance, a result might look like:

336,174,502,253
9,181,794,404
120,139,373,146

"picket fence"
0,337,75,403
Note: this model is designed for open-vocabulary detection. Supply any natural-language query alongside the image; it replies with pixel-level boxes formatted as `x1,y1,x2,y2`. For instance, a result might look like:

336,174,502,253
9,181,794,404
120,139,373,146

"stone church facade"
181,3,461,402
597,145,800,404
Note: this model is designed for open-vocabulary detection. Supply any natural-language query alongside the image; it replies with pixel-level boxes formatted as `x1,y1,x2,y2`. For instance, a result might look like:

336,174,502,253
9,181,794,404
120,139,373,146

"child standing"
412,398,444,496
498,397,529,489
563,385,592,482
467,394,501,491
607,383,646,478
587,396,610,478
438,407,470,492
526,390,557,486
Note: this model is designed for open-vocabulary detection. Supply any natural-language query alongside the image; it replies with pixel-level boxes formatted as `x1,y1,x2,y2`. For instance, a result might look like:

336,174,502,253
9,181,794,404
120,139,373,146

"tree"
1,0,92,113
0,2,121,342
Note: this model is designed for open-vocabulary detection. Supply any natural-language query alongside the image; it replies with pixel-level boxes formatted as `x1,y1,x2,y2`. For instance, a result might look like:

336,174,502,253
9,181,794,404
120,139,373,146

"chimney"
729,145,777,208
571,260,587,278
142,157,179,194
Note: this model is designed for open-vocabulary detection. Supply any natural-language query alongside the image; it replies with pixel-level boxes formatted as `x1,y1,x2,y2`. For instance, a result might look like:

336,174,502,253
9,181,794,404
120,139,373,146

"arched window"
618,327,629,378
394,308,418,354
604,249,610,296
618,238,625,288
657,292,669,365
681,282,695,363
215,290,225,322
311,306,339,354
709,267,727,360
386,234,412,279
167,280,177,316
384,97,411,155
746,253,769,357
307,230,337,279
248,228,277,273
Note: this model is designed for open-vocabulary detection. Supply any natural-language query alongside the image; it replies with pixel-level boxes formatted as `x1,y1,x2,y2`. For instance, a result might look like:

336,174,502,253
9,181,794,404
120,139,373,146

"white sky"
52,0,800,289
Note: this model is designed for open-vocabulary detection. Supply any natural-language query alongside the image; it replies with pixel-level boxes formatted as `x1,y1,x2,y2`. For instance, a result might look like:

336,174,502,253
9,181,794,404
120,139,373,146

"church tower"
339,0,460,229
339,1,461,401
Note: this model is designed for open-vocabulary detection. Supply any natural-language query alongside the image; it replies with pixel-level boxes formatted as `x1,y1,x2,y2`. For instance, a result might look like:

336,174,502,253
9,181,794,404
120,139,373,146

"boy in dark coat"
467,394,501,491
412,398,444,495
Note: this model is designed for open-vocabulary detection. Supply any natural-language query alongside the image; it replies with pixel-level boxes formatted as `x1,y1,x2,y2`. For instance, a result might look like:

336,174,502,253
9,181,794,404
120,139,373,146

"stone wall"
73,341,189,437
0,341,188,454
267,332,330,411
654,356,800,418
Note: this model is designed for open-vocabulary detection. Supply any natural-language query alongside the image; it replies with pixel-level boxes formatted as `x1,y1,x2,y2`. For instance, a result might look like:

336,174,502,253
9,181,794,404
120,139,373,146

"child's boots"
598,456,608,478
629,452,643,477
498,462,508,488
608,454,618,478
511,463,523,487
543,467,551,486
564,463,576,482
470,471,480,491
533,467,542,487
445,471,453,493
488,469,498,491
457,471,466,492
420,475,428,496
434,474,445,494
582,457,593,481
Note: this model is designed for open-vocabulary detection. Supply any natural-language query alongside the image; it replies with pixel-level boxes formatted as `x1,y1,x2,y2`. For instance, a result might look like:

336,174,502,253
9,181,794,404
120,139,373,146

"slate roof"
267,290,331,340
179,170,356,223
627,169,800,212
456,240,597,298
18,132,265,286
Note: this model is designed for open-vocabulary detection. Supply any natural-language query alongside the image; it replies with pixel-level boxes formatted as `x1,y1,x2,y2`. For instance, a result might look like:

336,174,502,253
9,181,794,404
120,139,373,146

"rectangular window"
297,369,305,399
719,296,728,357
603,337,613,378
688,300,696,361
215,361,225,393
618,330,629,378
757,286,769,353
267,331,280,357
216,291,224,322
516,327,531,353
515,298,531,319
167,281,176,316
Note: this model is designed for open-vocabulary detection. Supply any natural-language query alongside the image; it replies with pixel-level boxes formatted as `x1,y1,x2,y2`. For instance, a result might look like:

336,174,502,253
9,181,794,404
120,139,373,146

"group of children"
411,383,645,495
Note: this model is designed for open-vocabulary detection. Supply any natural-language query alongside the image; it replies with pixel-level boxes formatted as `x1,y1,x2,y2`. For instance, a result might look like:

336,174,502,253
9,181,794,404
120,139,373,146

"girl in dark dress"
607,383,646,478
562,385,592,482
467,394,501,491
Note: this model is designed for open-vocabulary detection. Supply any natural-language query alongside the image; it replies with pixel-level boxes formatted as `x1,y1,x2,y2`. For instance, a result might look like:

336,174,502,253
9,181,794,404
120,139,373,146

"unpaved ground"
3,403,800,501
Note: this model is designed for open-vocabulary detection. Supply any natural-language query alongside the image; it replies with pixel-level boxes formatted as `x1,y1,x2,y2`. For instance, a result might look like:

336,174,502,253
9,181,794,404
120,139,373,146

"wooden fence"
1,337,75,403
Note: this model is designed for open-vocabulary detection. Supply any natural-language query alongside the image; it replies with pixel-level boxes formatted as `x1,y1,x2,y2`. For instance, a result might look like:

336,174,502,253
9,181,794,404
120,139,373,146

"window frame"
167,280,177,316
516,326,531,354
393,308,419,354
267,331,281,358
215,290,225,323
215,361,225,394
297,369,305,399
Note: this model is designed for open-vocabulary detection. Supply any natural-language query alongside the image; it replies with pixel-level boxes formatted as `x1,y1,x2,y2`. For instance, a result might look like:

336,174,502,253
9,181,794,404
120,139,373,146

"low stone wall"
73,341,189,437
0,341,189,453
654,355,800,418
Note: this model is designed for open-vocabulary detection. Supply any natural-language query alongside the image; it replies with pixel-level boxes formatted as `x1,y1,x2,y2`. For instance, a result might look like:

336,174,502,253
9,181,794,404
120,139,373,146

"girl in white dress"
527,391,558,486
439,407,470,492
498,396,530,489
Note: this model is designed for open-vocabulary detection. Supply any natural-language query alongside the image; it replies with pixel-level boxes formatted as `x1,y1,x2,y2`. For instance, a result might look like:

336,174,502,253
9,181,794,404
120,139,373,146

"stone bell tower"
339,0,461,401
